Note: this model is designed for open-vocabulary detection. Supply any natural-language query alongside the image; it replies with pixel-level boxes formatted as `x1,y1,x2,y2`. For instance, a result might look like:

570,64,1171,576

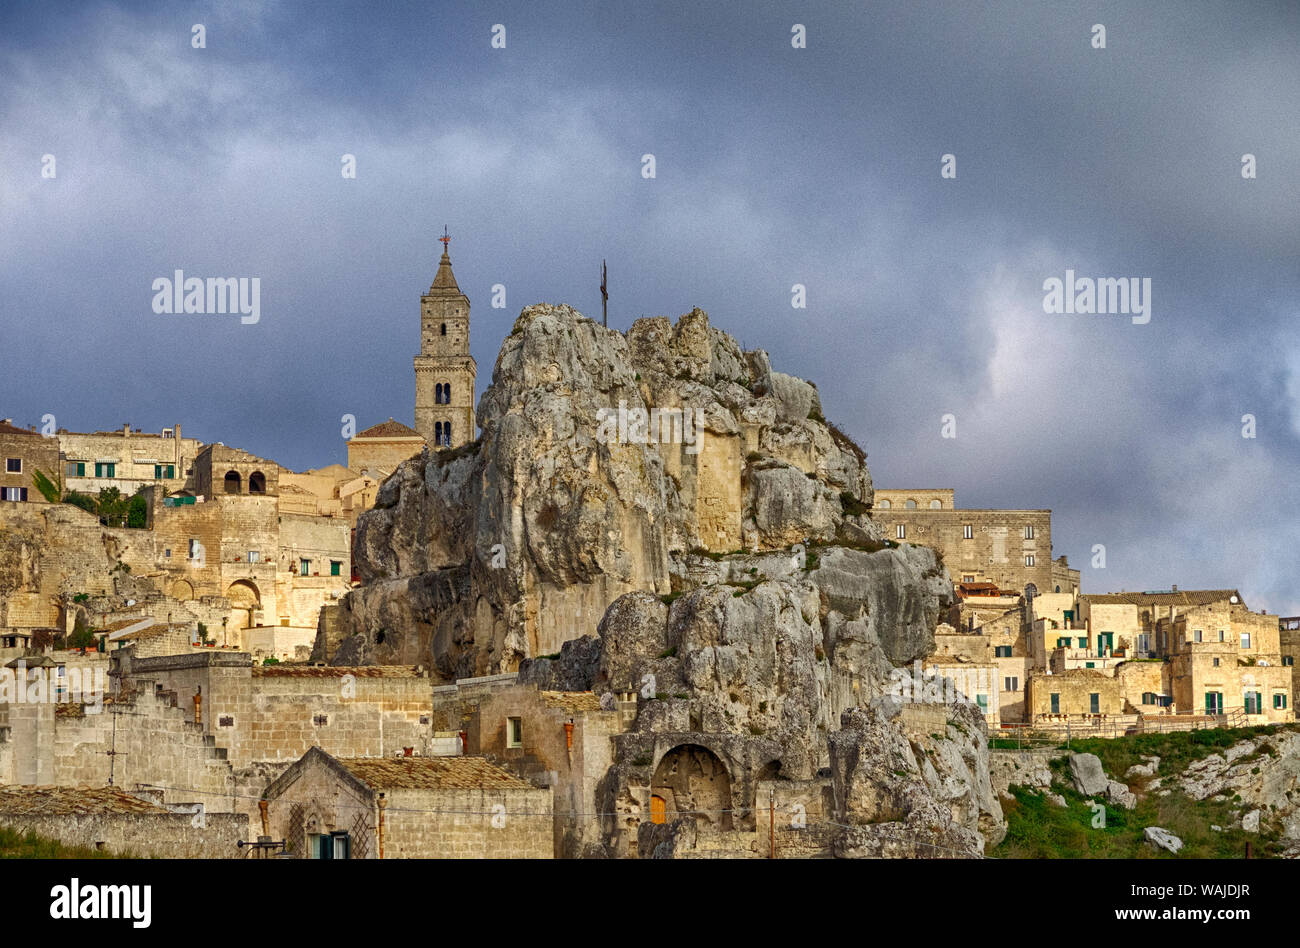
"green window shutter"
1089,693,1099,713
1050,693,1059,713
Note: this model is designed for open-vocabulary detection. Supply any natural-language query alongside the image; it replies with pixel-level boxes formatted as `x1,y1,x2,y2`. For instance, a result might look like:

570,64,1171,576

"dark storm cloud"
1,0,1297,610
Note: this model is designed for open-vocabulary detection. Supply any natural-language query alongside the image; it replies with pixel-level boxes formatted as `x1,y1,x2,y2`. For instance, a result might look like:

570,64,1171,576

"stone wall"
0,809,246,858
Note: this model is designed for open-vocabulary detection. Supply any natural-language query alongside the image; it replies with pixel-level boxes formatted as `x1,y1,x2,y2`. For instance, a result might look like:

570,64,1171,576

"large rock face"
324,305,875,676
322,302,1004,856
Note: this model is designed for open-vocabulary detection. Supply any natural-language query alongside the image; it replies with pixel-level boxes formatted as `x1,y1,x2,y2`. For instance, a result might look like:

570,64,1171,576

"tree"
69,616,96,651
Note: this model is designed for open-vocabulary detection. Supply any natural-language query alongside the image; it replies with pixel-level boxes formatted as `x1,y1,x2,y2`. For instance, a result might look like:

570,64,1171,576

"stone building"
1280,616,1300,706
433,676,626,857
0,418,59,503
871,489,1055,594
413,233,476,450
0,785,246,858
346,418,426,477
1025,669,1128,724
58,423,201,497
1164,600,1291,723
263,747,551,858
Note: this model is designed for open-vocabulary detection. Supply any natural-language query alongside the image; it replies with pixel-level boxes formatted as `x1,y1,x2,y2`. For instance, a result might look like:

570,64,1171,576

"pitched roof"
354,418,423,440
334,755,532,791
1082,589,1242,608
427,248,461,294
0,786,168,816
540,691,603,712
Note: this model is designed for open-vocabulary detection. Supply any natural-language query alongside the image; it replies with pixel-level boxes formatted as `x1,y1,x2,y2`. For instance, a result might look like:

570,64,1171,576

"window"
1245,691,1262,715
1077,637,1087,649
896,524,906,539
1056,637,1069,648
929,499,941,509
1003,677,1018,692
995,646,1012,657
1205,692,1223,715
1089,693,1100,714
5,458,20,473
162,429,173,439
1025,554,1035,567
330,561,342,576
975,694,988,711
247,551,259,563
94,462,115,478
314,832,350,860
188,538,200,560
1241,632,1252,649
962,524,972,539
1193,628,1202,643
1085,662,1094,668
442,422,452,446
878,499,890,509
962,575,974,583
300,559,310,576
164,548,171,558
905,499,917,509
1024,525,1034,539
66,461,85,477
1212,657,1220,667
1284,656,1295,667
507,716,523,748
440,323,447,336
1275,693,1288,710
1142,692,1156,705
1137,633,1151,655
1050,693,1060,714
1217,630,1225,642
154,464,175,479
0,487,27,501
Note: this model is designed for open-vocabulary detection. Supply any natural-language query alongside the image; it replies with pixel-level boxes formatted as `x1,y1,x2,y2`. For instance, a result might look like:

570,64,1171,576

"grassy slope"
992,725,1299,859
0,825,131,859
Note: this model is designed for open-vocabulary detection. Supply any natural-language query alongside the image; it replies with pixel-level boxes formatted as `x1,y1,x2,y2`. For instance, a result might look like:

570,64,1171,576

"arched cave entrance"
227,579,261,630
650,744,732,831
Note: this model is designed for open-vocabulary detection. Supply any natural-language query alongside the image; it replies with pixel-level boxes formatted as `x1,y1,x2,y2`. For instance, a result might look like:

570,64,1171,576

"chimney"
122,423,130,436
1,419,11,426
1171,585,1177,592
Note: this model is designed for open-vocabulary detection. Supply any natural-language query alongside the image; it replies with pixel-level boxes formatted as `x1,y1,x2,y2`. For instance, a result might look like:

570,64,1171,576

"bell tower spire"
414,228,476,450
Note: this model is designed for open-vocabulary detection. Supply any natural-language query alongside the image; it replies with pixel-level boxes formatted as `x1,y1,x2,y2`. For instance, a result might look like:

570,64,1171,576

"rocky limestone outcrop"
323,305,876,676
324,301,1008,857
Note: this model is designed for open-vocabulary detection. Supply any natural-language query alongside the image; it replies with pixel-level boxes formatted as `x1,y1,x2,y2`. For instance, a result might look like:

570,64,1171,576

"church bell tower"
414,229,476,450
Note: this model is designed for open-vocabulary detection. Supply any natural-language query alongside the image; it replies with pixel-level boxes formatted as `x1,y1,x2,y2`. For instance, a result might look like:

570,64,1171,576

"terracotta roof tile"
253,665,423,678
1082,589,1242,607
354,419,423,440
334,756,532,791
540,691,602,712
0,786,168,816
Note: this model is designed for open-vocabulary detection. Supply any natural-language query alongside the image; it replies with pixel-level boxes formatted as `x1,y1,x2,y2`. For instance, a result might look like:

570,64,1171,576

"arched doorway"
650,744,732,830
170,579,195,602
227,580,260,630
223,470,242,494
249,471,266,494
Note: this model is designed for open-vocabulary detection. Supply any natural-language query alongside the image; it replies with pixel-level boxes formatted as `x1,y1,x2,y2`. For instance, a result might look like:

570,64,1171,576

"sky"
1,0,1298,613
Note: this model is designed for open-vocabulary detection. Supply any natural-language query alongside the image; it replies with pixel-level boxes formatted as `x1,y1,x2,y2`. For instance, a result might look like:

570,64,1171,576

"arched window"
440,323,447,336
442,421,452,446
929,499,941,509
434,422,443,445
878,499,891,509
223,471,241,494
905,499,917,509
442,383,451,404
435,383,444,403
249,471,266,494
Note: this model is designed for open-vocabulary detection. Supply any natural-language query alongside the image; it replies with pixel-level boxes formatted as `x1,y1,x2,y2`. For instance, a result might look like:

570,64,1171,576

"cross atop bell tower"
414,228,476,450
